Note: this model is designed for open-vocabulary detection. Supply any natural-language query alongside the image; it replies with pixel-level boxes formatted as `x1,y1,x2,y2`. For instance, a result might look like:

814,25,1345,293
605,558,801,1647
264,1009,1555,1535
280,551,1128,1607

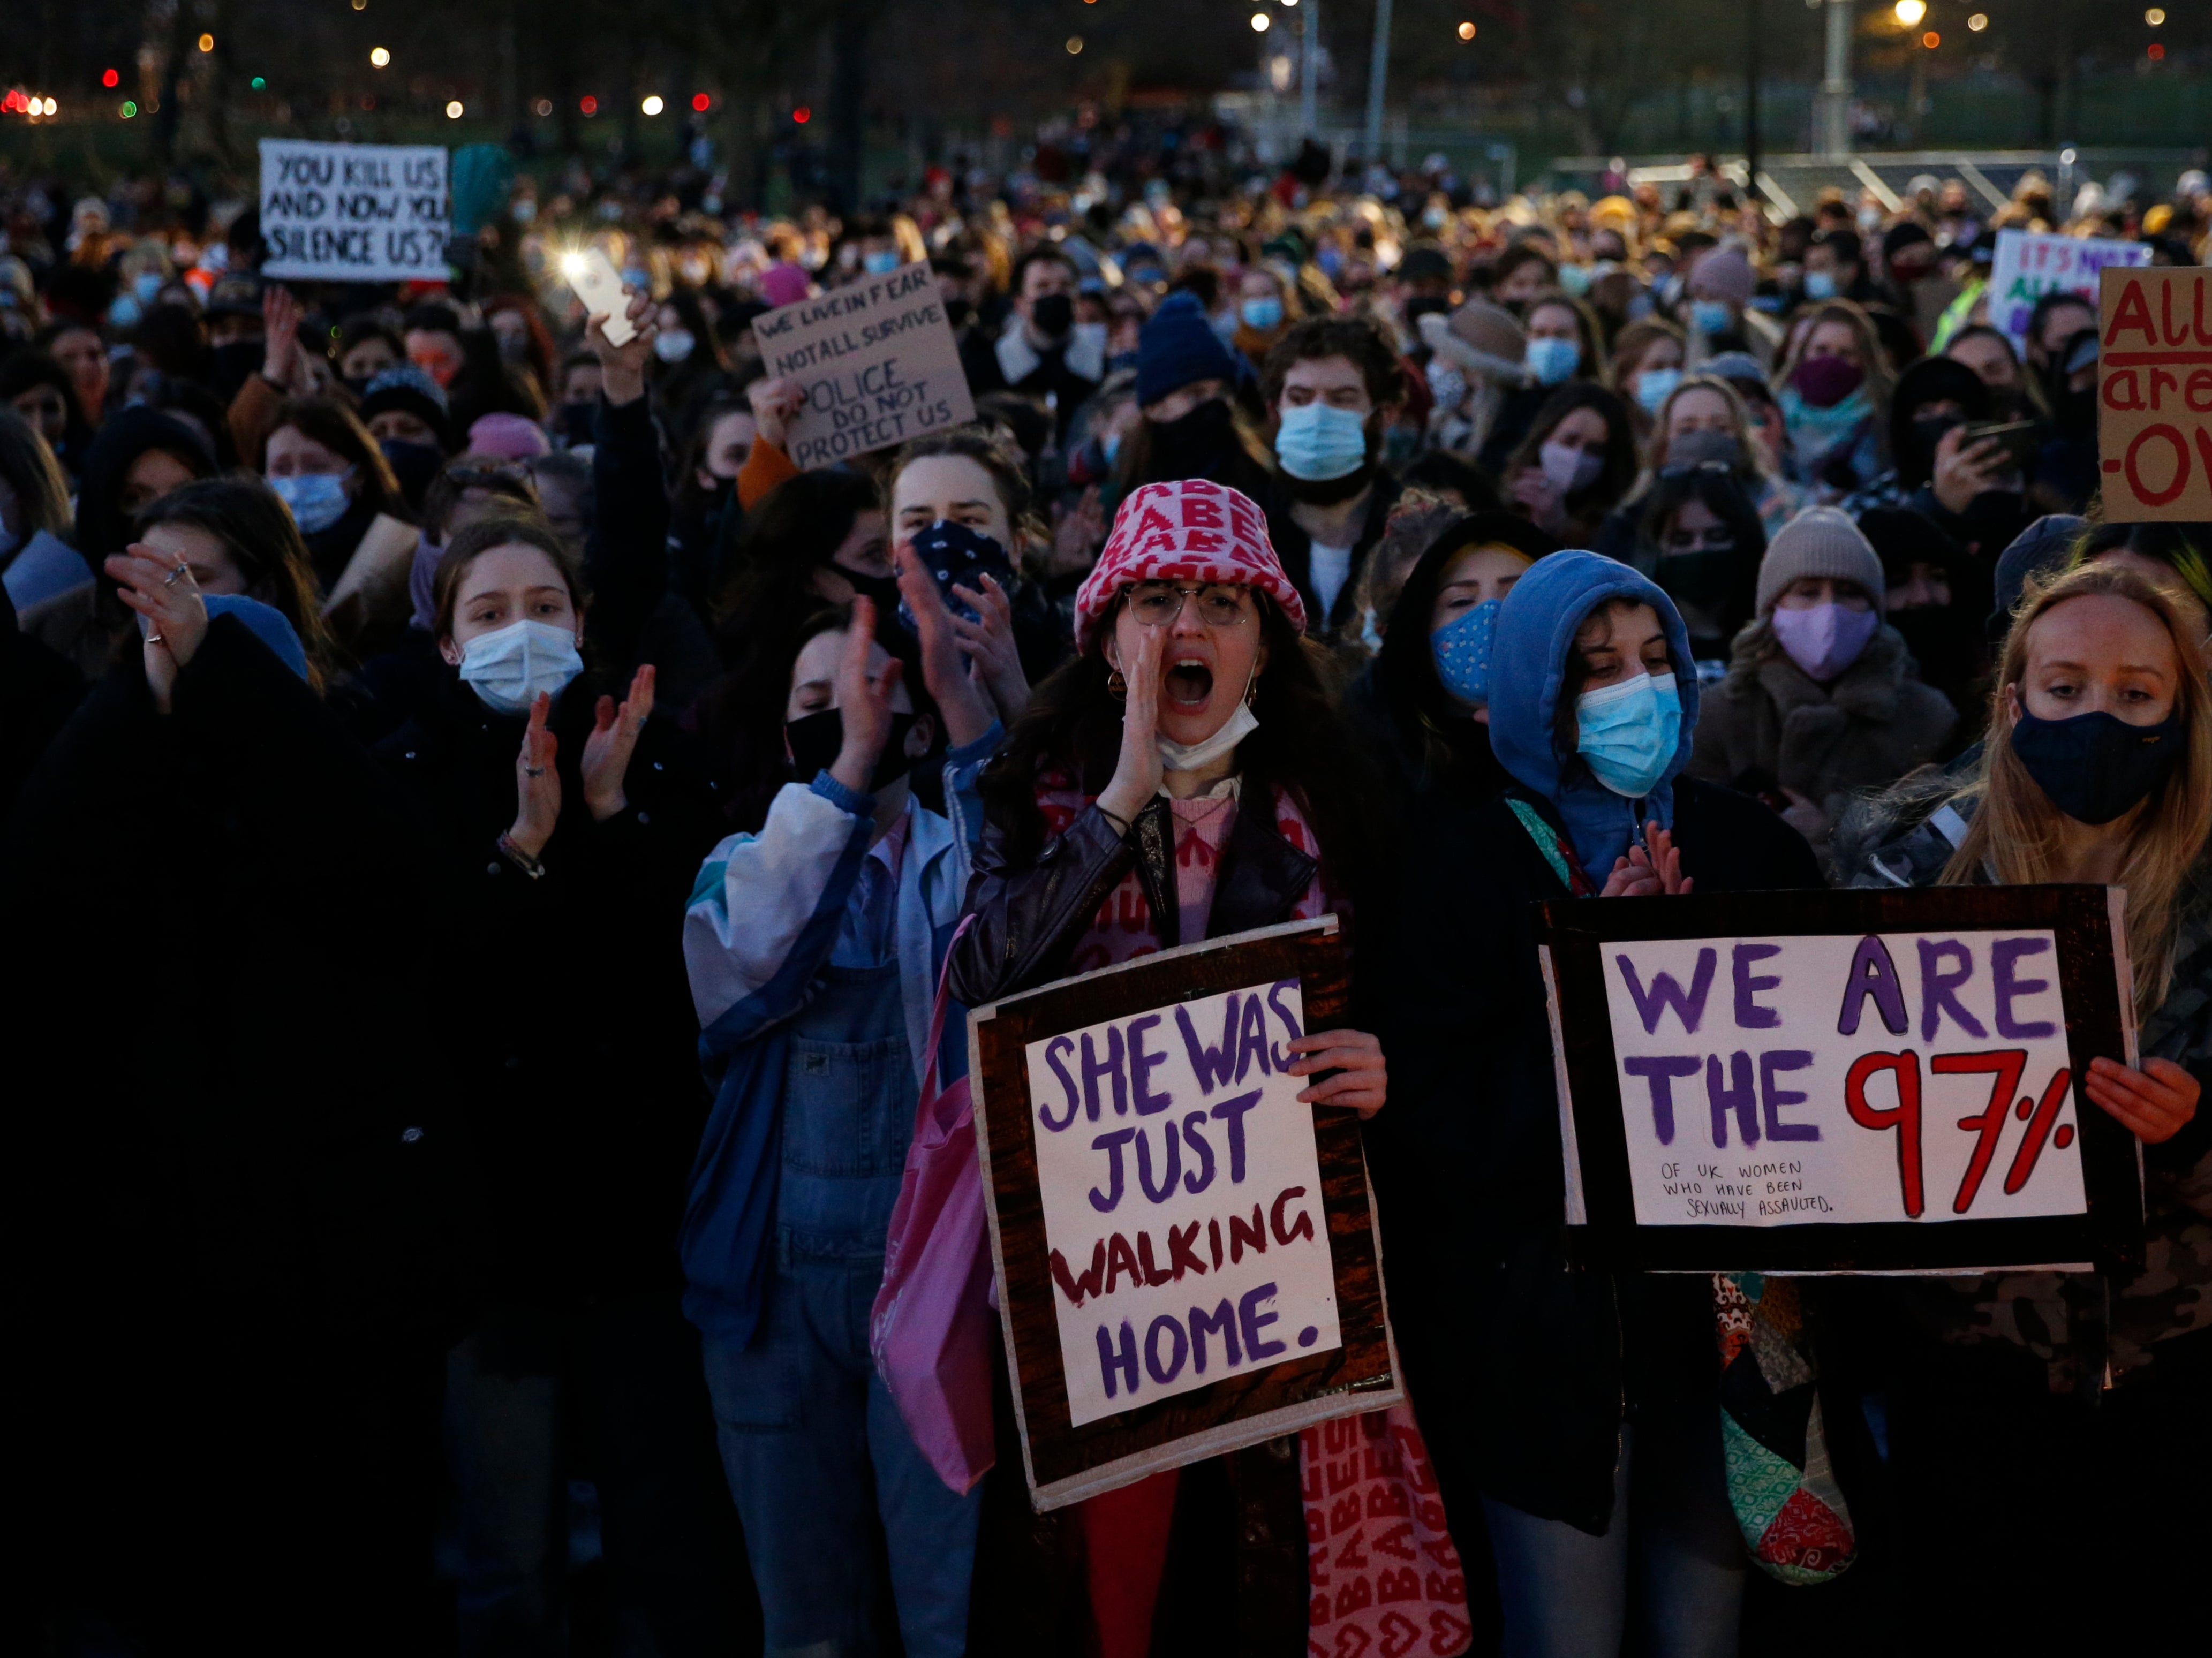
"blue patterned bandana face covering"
1431,599,1500,708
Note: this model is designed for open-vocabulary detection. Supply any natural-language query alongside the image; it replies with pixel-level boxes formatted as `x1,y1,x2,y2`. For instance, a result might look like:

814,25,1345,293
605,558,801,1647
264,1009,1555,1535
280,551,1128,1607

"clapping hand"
580,664,655,821
105,543,209,715
1601,822,1694,898
508,692,562,860
827,597,906,796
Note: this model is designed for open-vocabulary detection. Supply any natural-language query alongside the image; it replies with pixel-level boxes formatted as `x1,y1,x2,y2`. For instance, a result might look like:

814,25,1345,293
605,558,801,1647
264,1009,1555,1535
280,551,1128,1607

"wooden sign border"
968,915,1401,1511
1538,885,2144,1275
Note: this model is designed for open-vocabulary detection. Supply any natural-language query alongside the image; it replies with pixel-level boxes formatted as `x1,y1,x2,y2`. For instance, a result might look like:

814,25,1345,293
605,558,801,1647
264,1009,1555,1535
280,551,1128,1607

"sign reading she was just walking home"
749,261,976,468
970,918,1398,1511
1026,978,1341,1428
259,140,449,283
1541,887,2143,1275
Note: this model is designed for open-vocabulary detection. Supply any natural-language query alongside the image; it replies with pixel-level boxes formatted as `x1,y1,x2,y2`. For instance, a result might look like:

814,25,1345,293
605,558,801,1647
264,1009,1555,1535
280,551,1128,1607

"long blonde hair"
1943,563,2212,1015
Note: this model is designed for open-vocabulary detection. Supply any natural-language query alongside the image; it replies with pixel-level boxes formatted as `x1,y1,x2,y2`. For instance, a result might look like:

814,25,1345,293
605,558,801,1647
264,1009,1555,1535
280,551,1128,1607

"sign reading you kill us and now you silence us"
258,140,450,284
750,260,976,469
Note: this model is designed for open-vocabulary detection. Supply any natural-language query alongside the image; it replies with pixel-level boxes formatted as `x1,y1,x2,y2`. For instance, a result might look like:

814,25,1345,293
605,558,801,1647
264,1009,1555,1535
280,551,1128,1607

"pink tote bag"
870,922,997,1494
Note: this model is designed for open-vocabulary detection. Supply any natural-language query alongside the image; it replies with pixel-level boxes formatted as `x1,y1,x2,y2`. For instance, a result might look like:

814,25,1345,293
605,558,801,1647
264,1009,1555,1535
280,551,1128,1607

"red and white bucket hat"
1073,478,1307,641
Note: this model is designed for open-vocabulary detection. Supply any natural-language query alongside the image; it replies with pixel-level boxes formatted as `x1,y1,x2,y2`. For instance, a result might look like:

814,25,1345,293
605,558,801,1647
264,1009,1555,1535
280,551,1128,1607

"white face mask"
1157,698,1258,774
456,618,584,715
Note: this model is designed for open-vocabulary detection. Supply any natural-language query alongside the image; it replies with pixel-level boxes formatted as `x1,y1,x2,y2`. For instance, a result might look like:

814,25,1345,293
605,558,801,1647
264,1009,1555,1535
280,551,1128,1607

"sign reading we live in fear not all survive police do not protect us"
1541,887,2145,1275
969,918,1400,1510
749,260,976,471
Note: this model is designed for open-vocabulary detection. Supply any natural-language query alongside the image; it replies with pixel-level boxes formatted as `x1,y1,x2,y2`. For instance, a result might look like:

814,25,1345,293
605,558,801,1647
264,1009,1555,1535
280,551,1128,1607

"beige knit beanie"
1756,506,1886,614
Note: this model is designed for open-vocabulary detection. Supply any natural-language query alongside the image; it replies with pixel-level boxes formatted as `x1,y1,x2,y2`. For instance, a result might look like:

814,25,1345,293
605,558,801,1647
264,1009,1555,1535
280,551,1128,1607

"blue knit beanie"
204,595,311,682
1136,292,1243,408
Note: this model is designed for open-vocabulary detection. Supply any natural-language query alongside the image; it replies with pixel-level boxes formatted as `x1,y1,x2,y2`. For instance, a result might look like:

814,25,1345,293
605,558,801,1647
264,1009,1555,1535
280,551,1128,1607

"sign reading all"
2097,266,2212,522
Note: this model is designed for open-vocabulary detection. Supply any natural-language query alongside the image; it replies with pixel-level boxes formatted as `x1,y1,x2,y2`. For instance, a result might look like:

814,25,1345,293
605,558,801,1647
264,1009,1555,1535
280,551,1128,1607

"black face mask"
210,339,263,400
943,297,973,330
1888,605,1980,694
1030,293,1075,338
1656,547,1740,608
380,438,444,509
1150,398,1237,482
784,708,917,792
838,566,905,620
2011,708,2185,825
556,402,597,449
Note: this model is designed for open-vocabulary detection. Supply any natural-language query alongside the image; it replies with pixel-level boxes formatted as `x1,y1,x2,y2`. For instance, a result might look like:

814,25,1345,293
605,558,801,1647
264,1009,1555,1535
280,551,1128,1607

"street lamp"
1894,1,1926,25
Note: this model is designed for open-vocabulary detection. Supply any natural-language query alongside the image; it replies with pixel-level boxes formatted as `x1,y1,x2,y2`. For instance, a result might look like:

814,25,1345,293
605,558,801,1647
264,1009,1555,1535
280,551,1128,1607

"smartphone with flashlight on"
562,248,636,346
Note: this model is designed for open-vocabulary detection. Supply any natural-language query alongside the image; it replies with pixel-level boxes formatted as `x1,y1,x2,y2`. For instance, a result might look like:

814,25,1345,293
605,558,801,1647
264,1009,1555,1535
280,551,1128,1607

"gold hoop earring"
1107,669,1128,701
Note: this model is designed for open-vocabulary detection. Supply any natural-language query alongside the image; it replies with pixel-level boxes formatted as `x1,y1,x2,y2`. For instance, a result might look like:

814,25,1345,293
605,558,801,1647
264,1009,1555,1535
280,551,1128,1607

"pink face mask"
1772,601,1880,683
1789,353,1864,410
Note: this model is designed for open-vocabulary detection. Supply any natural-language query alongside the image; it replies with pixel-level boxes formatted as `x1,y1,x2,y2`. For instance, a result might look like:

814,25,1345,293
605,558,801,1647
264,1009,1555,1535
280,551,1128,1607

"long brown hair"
1943,563,2212,1015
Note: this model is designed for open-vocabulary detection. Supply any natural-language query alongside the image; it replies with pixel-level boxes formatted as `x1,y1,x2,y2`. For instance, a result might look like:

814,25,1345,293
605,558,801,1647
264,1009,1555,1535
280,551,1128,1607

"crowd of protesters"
3,131,2209,1658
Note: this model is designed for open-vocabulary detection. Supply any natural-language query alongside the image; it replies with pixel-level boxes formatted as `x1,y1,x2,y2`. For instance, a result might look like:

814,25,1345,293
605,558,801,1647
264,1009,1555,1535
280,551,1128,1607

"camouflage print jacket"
1836,783,2212,1390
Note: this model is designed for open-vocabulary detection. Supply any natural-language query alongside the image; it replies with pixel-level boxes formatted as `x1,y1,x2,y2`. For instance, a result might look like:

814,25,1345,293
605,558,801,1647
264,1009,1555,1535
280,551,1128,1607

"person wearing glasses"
946,479,1399,1654
1625,460,1769,667
1687,506,1956,869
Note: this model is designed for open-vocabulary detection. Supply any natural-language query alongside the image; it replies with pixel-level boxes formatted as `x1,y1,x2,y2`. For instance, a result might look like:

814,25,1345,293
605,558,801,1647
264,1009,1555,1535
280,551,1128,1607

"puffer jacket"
1689,618,1955,868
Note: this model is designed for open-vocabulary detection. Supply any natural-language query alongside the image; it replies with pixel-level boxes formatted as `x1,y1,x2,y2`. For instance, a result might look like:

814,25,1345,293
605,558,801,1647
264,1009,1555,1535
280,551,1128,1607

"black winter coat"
1363,774,1822,1534
3,622,458,1639
373,672,722,1312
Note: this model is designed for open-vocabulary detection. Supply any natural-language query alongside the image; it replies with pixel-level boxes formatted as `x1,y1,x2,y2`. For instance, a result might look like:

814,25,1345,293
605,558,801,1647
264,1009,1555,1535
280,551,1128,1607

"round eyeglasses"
1125,581,1251,627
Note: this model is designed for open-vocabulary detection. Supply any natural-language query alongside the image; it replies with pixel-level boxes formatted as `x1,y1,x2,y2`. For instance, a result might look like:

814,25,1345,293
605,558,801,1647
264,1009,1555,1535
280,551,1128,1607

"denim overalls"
700,942,982,1657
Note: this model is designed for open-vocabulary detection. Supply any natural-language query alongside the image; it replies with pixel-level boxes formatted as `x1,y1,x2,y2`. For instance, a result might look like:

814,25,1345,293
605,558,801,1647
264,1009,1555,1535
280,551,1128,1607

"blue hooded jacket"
1487,549,1700,876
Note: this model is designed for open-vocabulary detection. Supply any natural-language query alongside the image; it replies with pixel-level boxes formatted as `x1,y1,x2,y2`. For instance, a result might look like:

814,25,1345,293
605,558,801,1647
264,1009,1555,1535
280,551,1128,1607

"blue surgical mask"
653,328,696,364
269,470,353,535
457,618,585,716
1431,599,1499,707
1557,263,1595,297
1802,269,1838,302
1526,335,1580,386
1240,294,1285,331
863,248,901,275
1689,299,1732,337
1634,366,1683,415
1575,670,1681,798
134,271,164,303
1274,402,1370,482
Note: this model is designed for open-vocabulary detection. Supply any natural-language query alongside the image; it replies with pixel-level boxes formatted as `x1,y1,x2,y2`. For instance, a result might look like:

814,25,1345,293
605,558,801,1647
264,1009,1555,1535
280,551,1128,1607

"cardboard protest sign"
969,917,1400,1510
1541,887,2142,1275
259,140,450,283
1986,228,2148,355
2096,266,2212,523
750,262,976,468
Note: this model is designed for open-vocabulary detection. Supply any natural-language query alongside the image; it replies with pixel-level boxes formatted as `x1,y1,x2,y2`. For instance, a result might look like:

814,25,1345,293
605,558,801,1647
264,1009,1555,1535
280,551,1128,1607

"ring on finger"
162,562,190,587
524,764,546,778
